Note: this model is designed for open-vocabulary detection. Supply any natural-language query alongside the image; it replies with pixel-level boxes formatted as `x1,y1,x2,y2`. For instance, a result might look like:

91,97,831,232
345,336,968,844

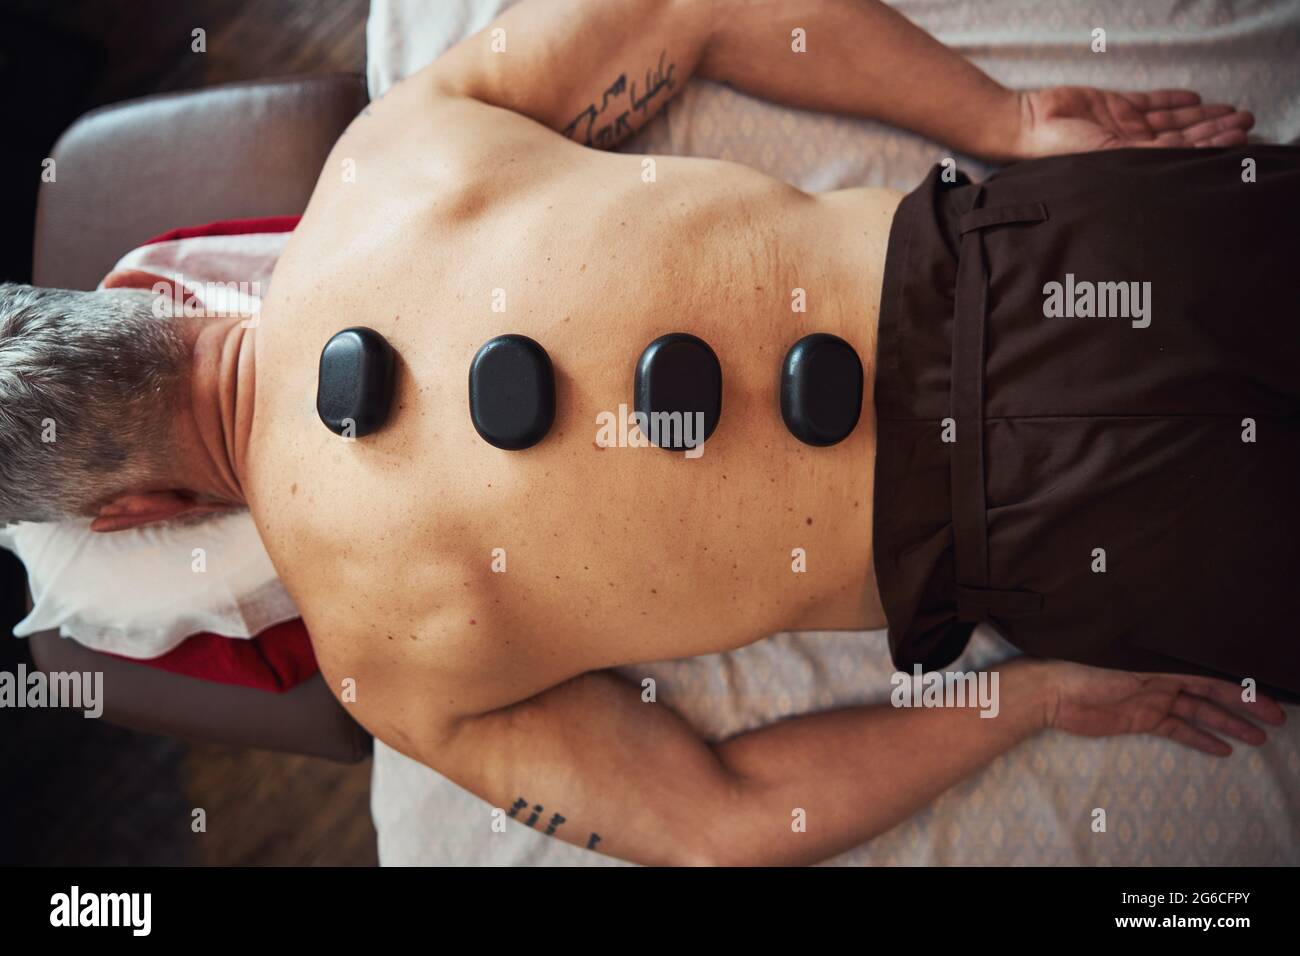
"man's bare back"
249,77,899,720
233,0,1275,865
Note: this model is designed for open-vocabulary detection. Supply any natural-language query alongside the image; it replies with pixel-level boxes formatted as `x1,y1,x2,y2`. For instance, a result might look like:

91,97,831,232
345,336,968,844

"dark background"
0,0,376,865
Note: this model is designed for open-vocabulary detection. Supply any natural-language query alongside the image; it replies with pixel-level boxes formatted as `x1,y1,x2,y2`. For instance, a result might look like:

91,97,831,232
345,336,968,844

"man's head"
0,281,209,529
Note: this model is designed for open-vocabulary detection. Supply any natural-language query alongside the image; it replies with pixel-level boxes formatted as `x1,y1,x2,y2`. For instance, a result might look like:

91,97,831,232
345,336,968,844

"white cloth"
1,512,297,658
1,231,299,658
366,0,1300,866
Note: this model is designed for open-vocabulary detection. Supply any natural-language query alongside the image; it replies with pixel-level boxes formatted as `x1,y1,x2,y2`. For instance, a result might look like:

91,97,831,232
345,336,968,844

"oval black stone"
780,333,863,446
634,333,722,451
469,334,556,450
316,327,397,437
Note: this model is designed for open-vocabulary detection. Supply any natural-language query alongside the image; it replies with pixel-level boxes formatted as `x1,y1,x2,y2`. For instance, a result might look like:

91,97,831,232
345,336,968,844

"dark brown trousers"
874,147,1300,696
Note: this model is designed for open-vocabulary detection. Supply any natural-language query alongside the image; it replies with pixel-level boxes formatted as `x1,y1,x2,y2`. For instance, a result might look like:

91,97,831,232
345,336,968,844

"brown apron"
873,147,1300,696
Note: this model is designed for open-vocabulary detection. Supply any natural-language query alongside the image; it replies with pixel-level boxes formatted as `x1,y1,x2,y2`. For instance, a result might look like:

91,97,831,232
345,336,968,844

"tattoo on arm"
561,50,678,148
509,794,601,852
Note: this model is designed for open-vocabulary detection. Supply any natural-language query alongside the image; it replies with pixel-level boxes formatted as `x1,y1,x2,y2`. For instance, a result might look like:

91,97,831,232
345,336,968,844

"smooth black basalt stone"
634,333,722,451
469,334,556,450
780,333,863,446
317,327,397,437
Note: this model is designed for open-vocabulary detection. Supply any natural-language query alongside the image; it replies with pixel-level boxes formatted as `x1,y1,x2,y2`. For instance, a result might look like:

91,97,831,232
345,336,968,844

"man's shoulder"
354,76,571,163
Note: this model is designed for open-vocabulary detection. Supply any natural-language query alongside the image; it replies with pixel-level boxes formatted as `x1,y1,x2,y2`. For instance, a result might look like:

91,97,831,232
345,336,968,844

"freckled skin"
244,77,900,744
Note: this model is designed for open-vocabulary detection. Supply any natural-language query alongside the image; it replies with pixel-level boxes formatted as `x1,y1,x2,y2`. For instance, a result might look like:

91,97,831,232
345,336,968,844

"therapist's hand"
1043,660,1285,756
1012,87,1255,159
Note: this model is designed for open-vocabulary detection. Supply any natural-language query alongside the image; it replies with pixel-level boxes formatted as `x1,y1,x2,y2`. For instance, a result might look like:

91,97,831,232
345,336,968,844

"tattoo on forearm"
561,50,678,148
509,794,601,851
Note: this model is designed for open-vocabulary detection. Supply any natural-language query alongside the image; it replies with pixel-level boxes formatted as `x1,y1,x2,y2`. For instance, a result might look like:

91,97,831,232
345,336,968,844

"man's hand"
1012,87,1255,160
1043,660,1286,756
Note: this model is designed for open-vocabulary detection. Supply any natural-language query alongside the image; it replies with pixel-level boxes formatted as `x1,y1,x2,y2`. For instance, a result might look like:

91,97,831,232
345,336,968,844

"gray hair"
0,282,188,525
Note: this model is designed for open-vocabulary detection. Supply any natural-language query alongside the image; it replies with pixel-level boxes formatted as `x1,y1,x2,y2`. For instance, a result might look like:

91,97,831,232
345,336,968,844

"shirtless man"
0,0,1285,866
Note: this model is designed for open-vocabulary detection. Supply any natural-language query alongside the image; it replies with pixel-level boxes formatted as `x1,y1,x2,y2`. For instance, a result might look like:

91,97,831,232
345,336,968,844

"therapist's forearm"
700,0,1022,159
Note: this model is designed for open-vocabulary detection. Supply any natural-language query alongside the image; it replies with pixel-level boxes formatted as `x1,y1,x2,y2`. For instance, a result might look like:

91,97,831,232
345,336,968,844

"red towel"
105,619,318,692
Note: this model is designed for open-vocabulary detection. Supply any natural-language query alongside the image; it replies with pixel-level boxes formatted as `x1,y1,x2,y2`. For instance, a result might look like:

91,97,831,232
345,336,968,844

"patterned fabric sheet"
367,0,1300,865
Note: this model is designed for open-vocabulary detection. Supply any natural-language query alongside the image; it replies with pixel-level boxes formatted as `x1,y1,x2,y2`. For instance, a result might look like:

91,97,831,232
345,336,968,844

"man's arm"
421,0,1014,151
419,0,1252,158
421,0,711,149
419,660,1281,866
422,661,1051,866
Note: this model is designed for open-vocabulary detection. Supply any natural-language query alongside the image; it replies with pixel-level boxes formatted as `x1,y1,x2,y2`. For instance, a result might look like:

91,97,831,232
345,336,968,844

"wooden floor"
2,703,377,866
0,0,377,866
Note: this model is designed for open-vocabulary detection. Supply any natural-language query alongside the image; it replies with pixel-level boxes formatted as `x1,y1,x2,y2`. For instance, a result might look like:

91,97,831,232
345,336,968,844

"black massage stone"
469,334,556,450
634,333,723,451
317,327,397,437
780,333,863,446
